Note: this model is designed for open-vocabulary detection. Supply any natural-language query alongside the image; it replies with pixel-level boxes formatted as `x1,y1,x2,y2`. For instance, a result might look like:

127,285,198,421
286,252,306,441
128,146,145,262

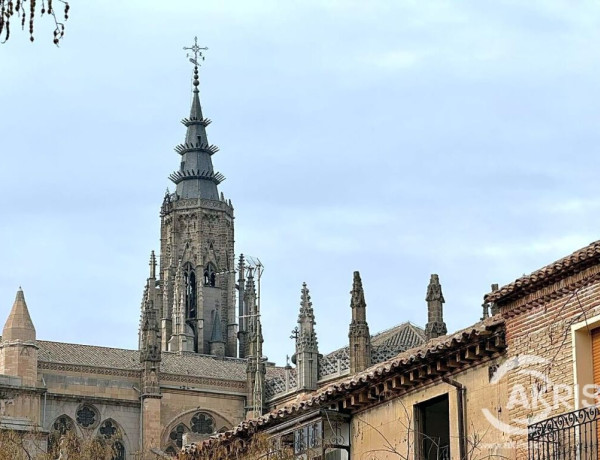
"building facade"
0,59,439,459
182,241,600,460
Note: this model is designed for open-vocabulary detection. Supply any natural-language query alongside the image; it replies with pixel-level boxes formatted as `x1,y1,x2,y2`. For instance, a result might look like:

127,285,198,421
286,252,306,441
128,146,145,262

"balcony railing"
528,406,600,459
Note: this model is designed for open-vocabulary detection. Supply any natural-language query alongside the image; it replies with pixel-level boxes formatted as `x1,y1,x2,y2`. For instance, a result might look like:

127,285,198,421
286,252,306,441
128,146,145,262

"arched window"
99,419,119,439
98,419,125,460
191,412,214,434
184,264,197,319
169,423,188,448
53,415,75,436
49,415,75,453
204,262,217,287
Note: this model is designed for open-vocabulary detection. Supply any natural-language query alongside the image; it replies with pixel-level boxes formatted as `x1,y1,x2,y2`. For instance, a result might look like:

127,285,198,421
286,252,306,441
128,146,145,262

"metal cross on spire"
183,36,208,67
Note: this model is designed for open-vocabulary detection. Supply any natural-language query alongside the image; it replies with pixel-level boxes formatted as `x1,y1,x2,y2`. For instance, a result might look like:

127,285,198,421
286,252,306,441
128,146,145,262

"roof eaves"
193,316,505,452
484,240,600,306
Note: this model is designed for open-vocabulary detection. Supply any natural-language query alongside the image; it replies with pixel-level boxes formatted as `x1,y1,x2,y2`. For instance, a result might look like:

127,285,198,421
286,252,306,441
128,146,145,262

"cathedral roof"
35,340,250,381
371,321,426,349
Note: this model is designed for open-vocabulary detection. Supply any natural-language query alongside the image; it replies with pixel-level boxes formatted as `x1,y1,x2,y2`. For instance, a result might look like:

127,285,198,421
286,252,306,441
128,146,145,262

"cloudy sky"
1,1,600,365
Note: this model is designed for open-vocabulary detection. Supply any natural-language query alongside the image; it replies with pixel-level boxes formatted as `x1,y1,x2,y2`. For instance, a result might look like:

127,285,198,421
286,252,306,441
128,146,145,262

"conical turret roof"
2,288,36,342
169,63,224,200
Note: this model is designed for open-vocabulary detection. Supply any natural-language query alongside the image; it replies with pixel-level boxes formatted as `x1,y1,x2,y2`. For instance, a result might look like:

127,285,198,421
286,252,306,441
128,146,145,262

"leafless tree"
0,0,69,44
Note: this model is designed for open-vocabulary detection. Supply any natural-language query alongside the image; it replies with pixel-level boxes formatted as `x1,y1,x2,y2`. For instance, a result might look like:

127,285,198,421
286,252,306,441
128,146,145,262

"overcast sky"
1,1,600,366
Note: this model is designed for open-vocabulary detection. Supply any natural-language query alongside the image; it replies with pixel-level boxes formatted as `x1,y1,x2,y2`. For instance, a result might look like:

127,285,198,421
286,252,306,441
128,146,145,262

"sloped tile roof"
484,240,600,306
38,340,141,370
36,340,249,381
264,366,297,398
160,352,247,381
265,322,427,399
371,321,426,349
185,316,505,454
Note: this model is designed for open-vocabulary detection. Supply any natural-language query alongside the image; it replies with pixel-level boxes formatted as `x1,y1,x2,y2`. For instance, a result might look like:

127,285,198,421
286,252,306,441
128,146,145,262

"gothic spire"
425,274,447,340
350,271,367,323
140,297,160,363
298,282,314,323
296,283,319,391
169,40,224,201
348,271,371,374
297,282,318,351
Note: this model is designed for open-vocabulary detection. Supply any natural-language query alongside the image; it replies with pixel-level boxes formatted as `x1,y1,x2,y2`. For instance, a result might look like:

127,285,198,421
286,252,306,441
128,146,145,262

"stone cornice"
38,362,141,378
0,340,38,349
158,373,246,391
44,392,140,407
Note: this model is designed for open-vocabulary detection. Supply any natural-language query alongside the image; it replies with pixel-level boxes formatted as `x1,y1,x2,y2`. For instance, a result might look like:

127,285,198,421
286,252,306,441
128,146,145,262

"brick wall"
500,264,600,453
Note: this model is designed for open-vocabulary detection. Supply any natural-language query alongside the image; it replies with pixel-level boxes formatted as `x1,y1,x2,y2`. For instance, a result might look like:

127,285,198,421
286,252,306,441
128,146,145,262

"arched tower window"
204,262,217,287
184,264,197,319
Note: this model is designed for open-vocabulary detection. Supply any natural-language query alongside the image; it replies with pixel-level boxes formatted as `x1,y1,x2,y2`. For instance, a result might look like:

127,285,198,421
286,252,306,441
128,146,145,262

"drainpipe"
41,376,47,427
132,385,142,455
442,376,466,459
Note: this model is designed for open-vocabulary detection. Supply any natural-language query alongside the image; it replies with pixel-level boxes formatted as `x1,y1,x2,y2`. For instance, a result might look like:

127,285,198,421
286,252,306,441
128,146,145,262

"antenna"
238,255,265,418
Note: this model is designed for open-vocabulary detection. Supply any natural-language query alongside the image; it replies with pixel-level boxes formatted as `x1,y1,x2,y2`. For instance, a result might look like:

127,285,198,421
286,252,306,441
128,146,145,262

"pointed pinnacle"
149,250,157,279
426,274,445,303
351,271,366,309
298,282,314,322
300,282,312,307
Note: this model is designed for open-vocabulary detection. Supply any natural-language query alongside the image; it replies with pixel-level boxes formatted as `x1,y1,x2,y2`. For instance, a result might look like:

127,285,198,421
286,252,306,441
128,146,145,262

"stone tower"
294,283,319,391
425,274,447,340
0,289,38,387
348,271,371,374
154,60,237,357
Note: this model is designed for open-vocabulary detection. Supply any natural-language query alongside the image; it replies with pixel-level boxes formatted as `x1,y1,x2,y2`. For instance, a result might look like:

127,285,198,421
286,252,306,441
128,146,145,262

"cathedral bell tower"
142,40,237,357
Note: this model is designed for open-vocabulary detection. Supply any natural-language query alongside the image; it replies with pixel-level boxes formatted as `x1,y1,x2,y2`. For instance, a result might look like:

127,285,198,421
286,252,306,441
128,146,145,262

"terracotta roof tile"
485,240,600,305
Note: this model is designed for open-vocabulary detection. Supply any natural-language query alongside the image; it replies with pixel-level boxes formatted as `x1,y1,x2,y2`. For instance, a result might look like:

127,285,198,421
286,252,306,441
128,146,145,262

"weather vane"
183,36,208,67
